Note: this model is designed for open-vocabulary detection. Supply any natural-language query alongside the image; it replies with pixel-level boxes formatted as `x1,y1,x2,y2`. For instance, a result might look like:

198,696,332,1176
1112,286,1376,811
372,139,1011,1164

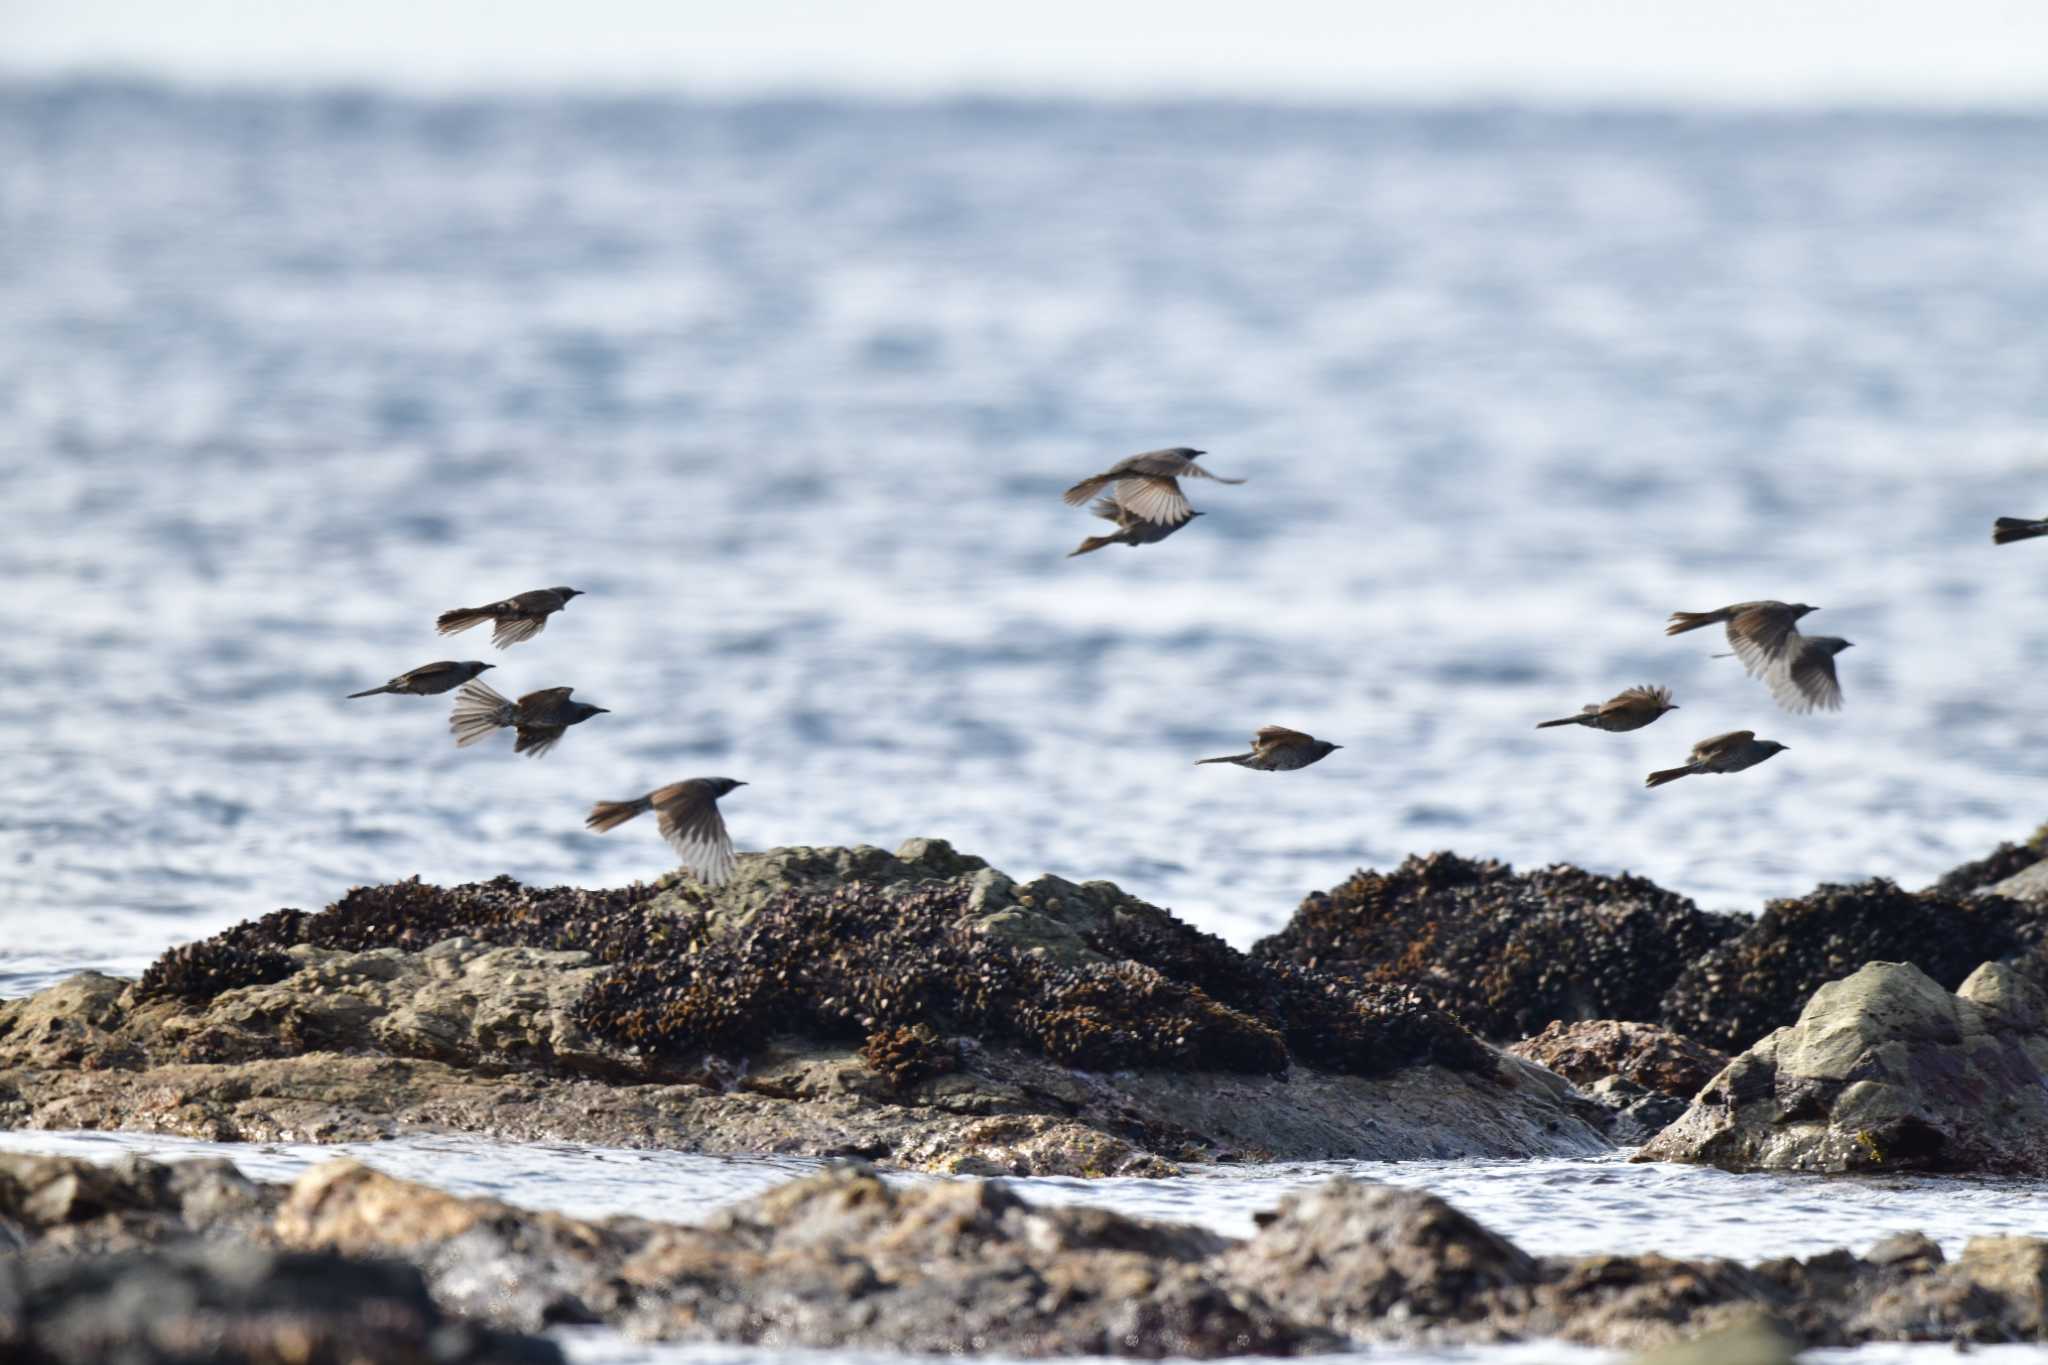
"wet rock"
1256,852,1743,1040
1642,961,2048,1175
1988,859,2048,906
0,1151,279,1257
0,842,1610,1170
1658,879,2048,1055
8,1243,560,1364
1510,1020,1730,1141
8,1154,2048,1356
1625,1317,1799,1365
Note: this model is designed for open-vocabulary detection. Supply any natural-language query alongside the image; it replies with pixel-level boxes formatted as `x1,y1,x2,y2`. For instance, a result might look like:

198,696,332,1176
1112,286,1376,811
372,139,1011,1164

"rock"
1658,879,2048,1054
1509,1019,1729,1102
1641,961,2048,1174
1255,852,1743,1040
7,1154,2048,1356
8,1243,561,1364
0,841,1611,1170
0,1151,279,1257
1625,1317,1799,1365
1988,859,2048,906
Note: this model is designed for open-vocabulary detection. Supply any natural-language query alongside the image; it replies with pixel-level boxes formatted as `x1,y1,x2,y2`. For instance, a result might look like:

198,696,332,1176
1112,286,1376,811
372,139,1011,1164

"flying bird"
449,680,608,757
1763,636,1853,714
1535,684,1677,732
436,587,583,649
1666,601,1817,676
586,777,748,886
1196,726,1342,771
1993,517,2048,545
1067,495,1203,558
346,660,494,699
1645,730,1788,789
1062,447,1243,526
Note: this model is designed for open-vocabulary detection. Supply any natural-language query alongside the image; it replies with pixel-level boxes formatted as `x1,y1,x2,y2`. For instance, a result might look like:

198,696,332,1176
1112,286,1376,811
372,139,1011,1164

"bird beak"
1332,744,1344,749
593,707,611,714
736,781,749,786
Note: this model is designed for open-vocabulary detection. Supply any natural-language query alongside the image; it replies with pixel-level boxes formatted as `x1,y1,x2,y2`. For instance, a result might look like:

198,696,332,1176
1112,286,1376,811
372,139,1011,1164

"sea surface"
4,84,2048,1364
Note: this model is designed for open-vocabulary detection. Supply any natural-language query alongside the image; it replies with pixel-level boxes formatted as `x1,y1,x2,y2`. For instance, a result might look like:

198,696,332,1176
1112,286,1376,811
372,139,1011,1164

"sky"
4,0,2048,105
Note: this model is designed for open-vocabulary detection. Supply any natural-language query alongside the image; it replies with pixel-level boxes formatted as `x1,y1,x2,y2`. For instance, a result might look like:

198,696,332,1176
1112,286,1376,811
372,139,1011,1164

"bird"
586,778,747,886
346,660,494,699
1196,726,1342,771
1762,636,1853,714
1665,601,1818,677
1535,684,1677,732
1067,496,1203,557
449,679,608,757
1062,448,1243,526
1993,517,2048,545
1645,730,1789,788
435,587,583,649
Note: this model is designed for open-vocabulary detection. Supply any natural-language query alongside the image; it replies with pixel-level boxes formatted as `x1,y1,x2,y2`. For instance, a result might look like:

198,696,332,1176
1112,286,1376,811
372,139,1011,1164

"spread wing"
1769,648,1842,714
513,725,565,757
517,686,576,716
1088,496,1130,524
1727,607,1799,676
492,614,547,648
1113,475,1194,526
1179,458,1244,485
656,786,737,887
1614,685,1671,709
1691,730,1754,763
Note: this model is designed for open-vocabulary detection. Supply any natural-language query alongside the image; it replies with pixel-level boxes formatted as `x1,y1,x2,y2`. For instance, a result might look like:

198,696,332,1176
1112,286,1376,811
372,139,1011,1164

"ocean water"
5,83,2048,1363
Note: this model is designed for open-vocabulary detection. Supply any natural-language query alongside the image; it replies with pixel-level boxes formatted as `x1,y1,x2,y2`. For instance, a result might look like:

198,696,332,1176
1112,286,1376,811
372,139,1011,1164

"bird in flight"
1667,600,1848,713
586,778,748,886
449,680,608,757
1062,448,1244,526
1645,730,1788,788
1993,516,2048,545
1536,684,1677,732
346,660,494,699
436,587,584,649
1067,495,1204,557
1196,726,1342,771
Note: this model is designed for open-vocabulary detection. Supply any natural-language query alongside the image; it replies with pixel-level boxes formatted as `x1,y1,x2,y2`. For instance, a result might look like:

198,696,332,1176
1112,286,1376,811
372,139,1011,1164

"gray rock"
1986,858,2048,905
1641,961,2048,1174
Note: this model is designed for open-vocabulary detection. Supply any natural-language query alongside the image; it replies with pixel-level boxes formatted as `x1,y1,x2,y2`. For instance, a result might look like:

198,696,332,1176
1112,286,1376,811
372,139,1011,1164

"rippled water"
5,87,2048,996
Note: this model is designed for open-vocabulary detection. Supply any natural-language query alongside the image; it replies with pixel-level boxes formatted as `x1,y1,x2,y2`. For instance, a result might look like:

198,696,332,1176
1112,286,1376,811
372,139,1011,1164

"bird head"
1824,638,1854,654
554,587,584,602
707,777,749,798
470,662,495,675
1790,603,1818,619
1313,741,1344,758
1762,741,1790,754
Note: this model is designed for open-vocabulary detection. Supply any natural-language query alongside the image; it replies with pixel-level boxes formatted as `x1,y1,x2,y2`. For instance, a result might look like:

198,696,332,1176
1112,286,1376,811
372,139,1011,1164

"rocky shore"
6,1150,2046,1360
0,840,1609,1174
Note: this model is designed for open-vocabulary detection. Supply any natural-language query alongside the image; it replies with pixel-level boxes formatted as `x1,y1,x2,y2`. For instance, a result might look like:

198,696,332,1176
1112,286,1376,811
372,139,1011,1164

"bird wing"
656,786,737,887
514,725,565,757
493,615,547,647
1253,725,1316,750
516,687,575,720
509,589,564,613
1691,730,1754,763
1727,607,1799,675
1087,496,1130,524
1769,647,1842,714
1113,475,1194,525
1062,473,1116,507
1614,685,1672,709
1180,459,1244,485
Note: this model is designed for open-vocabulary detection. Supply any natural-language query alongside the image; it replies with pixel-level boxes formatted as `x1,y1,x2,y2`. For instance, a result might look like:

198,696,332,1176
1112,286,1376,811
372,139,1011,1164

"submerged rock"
1658,879,2048,1054
1255,851,1742,1040
0,841,1607,1171
10,1152,2047,1357
1642,960,2048,1175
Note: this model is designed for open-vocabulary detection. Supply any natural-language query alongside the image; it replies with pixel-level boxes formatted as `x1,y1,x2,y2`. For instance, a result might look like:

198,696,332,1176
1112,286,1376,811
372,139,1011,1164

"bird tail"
1067,534,1119,558
1534,715,1584,729
1993,517,2048,545
1644,765,1694,788
585,796,653,833
1062,475,1113,507
1664,610,1724,636
450,680,514,746
346,684,396,699
437,606,491,636
1195,753,1251,766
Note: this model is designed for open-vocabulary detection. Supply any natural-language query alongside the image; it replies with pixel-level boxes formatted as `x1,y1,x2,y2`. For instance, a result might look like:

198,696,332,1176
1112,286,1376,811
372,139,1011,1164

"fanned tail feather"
437,607,491,636
1664,610,1721,636
449,680,514,747
1062,475,1112,507
585,797,653,833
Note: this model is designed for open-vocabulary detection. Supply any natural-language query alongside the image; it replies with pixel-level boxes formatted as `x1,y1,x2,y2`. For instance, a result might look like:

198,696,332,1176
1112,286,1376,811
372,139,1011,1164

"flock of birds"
342,449,2048,885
